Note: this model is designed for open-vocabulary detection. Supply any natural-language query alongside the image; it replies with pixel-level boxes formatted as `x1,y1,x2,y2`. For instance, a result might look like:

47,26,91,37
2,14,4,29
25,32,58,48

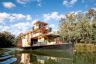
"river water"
0,48,96,64
0,48,73,64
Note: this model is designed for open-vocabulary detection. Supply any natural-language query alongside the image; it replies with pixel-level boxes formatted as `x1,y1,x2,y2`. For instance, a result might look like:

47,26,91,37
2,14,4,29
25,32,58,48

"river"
0,48,73,64
0,48,96,64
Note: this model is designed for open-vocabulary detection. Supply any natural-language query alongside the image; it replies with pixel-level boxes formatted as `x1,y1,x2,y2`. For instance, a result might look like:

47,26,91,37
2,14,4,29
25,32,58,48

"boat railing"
32,42,47,46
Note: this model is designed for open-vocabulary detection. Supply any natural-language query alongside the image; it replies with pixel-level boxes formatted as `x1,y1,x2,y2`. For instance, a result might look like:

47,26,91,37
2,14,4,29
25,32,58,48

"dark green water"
0,48,96,64
0,48,72,64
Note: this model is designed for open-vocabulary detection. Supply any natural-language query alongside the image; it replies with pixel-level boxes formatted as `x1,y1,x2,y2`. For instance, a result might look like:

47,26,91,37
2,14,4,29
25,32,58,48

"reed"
74,43,96,53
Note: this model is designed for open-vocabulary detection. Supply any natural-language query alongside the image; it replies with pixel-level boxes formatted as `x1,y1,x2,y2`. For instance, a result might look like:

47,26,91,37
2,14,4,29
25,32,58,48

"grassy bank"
74,43,96,53
73,52,96,64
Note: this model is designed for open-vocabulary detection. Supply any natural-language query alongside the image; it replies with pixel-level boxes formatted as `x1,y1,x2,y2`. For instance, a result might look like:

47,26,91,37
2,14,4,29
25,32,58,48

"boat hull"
22,43,72,50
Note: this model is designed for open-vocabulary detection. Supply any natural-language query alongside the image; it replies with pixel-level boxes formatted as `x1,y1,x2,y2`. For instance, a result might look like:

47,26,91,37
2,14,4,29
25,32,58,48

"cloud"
0,25,9,31
0,12,32,22
63,0,77,7
26,15,32,20
43,12,65,21
71,0,77,4
2,2,16,9
17,0,30,4
0,12,32,35
10,21,32,35
32,19,38,25
0,21,33,35
10,19,42,35
42,12,66,32
17,0,42,7
91,8,96,11
0,12,9,21
49,24,57,31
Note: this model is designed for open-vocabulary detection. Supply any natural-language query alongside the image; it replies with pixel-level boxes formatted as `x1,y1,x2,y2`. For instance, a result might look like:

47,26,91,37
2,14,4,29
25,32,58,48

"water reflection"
0,48,96,64
0,49,17,64
20,53,30,64
0,49,72,64
16,52,72,64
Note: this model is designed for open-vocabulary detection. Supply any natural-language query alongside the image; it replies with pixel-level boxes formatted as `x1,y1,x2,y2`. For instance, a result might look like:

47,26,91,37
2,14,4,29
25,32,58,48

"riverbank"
74,43,96,53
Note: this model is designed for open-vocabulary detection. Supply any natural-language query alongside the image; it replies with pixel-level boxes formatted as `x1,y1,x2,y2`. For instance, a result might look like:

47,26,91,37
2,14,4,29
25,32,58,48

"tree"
0,31,16,47
59,9,96,44
59,13,77,43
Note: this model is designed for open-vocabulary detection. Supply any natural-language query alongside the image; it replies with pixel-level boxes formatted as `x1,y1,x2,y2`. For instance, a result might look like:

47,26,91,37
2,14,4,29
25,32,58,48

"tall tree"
59,9,96,44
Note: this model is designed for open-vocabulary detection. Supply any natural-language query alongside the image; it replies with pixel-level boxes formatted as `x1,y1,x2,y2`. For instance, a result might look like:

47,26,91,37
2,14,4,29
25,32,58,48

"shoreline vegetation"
0,31,16,48
74,43,96,53
73,51,96,64
59,8,96,53
59,8,96,44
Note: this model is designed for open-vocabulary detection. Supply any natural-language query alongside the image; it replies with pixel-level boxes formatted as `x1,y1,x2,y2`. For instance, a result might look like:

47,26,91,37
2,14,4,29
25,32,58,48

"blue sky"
0,0,96,35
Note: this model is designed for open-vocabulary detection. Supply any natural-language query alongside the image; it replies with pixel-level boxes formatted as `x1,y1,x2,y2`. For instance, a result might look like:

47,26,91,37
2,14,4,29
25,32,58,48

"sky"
0,0,96,35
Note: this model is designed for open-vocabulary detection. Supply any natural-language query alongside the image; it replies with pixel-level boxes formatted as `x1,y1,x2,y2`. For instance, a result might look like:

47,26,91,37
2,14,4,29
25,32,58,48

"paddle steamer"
17,21,72,50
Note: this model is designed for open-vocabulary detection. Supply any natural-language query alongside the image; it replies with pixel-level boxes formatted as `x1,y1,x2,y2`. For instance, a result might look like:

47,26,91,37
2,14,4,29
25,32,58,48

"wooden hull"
21,43,72,50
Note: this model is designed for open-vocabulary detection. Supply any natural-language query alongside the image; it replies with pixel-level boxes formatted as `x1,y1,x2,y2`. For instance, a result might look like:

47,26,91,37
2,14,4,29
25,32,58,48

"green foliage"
59,9,96,44
0,31,16,47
